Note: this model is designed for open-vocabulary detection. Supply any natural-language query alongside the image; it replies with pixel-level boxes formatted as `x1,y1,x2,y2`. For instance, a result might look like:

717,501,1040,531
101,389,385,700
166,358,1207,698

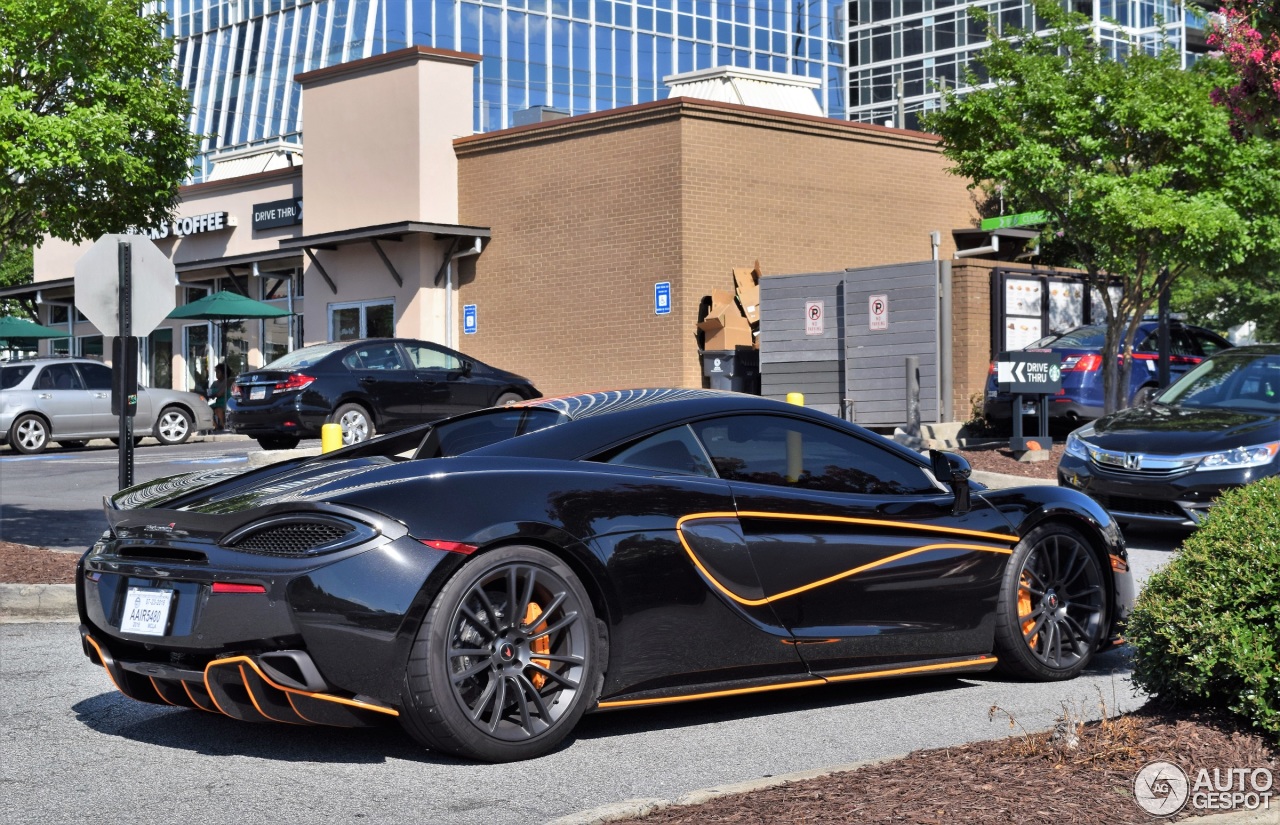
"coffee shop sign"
147,211,232,240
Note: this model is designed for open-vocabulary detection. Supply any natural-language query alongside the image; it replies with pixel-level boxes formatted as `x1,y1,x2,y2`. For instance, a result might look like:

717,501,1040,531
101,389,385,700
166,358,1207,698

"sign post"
75,234,176,490
996,351,1062,454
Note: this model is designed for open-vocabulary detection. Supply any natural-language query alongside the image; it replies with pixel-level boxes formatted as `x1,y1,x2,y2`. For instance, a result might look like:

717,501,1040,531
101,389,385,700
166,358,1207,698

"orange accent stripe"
285,693,320,725
824,657,996,683
597,657,996,708
83,635,126,695
239,664,302,724
149,676,179,706
597,677,825,708
181,681,217,713
204,656,399,717
676,511,1012,607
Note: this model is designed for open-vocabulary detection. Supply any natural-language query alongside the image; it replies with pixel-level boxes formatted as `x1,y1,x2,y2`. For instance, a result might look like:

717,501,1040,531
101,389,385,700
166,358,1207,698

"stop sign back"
73,234,176,337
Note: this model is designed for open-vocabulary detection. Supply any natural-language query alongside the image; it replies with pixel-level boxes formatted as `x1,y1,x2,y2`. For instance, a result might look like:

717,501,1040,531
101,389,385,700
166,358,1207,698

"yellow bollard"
321,422,343,453
786,392,804,406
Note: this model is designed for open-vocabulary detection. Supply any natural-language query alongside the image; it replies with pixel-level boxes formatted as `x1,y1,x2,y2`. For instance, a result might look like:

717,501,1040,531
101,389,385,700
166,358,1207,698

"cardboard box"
733,266,761,324
699,305,755,350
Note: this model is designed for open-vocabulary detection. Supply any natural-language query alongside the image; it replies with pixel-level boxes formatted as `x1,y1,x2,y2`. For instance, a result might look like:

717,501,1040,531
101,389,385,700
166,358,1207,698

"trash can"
700,348,760,393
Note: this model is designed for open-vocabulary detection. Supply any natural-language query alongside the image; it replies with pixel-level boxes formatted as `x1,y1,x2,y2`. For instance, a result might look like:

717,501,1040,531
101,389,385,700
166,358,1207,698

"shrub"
1128,475,1280,741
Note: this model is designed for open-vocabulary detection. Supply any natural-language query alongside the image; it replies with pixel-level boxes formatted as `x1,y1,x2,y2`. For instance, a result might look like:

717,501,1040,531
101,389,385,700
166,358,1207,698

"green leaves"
922,0,1280,412
0,0,200,263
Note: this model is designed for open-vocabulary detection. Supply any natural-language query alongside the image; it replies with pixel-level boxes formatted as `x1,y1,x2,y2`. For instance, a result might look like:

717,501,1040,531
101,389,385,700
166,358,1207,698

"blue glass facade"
147,0,848,180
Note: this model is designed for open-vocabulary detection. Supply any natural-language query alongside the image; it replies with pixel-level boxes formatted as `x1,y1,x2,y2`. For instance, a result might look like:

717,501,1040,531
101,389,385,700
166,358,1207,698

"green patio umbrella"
166,290,292,376
0,315,69,348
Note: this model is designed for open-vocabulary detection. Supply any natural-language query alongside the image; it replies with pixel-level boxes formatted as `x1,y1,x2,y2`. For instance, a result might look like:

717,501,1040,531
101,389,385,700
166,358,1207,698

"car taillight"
988,361,997,375
274,373,315,392
1063,354,1102,372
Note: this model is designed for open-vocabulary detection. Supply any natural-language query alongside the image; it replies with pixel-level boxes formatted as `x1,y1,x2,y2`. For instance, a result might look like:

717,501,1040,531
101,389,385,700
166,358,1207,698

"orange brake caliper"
523,602,551,689
1018,572,1038,648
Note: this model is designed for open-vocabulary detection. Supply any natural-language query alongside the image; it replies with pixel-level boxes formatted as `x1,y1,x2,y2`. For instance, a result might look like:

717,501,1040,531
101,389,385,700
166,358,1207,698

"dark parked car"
228,338,539,450
1059,344,1280,527
984,321,1232,426
78,389,1132,762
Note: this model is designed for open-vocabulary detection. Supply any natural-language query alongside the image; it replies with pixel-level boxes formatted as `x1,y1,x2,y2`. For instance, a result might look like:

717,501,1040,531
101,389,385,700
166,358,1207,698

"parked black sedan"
1059,344,1280,527
78,390,1132,762
228,338,539,449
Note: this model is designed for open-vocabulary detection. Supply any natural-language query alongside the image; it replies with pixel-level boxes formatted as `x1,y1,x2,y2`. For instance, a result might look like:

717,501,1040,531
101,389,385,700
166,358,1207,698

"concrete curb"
0,583,78,623
971,469,1056,489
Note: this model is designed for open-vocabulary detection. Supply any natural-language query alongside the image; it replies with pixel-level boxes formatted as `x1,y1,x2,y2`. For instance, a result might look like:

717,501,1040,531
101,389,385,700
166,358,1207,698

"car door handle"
38,393,53,399
94,392,109,399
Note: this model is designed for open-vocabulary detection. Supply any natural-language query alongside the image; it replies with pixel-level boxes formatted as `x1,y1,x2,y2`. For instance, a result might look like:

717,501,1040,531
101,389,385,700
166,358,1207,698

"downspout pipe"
445,237,483,350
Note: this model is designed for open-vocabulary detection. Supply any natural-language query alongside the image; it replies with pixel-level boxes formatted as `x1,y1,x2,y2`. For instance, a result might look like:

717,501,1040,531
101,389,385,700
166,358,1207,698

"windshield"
1157,352,1280,412
414,407,571,458
260,342,349,370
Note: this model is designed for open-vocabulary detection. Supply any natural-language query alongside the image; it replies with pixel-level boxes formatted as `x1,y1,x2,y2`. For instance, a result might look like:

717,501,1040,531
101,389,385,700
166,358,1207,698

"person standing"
208,362,231,429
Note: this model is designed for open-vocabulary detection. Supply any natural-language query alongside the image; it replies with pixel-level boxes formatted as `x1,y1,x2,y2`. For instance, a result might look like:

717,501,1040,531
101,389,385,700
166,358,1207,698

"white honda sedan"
0,357,215,454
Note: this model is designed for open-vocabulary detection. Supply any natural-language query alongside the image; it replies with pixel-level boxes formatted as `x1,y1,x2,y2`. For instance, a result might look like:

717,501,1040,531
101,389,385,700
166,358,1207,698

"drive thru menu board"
1004,278,1043,350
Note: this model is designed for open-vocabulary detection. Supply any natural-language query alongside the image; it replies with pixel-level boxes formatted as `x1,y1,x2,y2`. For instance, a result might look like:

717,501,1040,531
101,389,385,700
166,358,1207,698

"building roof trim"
454,97,940,155
179,165,301,197
295,46,481,86
175,248,305,275
0,277,74,301
278,221,492,251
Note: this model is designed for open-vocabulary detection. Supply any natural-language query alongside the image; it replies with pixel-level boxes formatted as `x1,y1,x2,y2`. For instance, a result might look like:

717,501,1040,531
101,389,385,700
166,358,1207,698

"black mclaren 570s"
78,389,1133,762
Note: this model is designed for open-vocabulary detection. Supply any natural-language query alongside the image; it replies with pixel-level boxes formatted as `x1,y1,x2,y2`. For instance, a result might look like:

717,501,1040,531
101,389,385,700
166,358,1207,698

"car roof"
469,388,929,464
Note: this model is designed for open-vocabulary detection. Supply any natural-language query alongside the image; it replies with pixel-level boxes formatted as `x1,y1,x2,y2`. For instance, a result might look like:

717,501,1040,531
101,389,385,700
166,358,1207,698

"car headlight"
1196,442,1280,471
1064,430,1091,460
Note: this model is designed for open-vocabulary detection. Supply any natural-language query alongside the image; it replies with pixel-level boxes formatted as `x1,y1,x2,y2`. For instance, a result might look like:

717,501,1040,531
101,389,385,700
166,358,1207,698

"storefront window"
50,337,71,355
78,335,104,359
329,300,394,341
149,328,174,389
184,324,212,394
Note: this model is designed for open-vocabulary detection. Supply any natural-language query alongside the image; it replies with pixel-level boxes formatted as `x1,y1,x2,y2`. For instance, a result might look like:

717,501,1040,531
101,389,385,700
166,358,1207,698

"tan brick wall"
457,99,980,398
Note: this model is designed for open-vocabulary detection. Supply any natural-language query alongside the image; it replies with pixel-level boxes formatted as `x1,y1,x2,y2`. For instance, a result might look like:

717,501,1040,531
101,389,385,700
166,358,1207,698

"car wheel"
994,523,1108,681
57,440,89,449
494,392,524,407
256,435,301,450
153,407,194,446
332,403,374,445
400,544,604,762
10,415,50,454
1131,385,1158,407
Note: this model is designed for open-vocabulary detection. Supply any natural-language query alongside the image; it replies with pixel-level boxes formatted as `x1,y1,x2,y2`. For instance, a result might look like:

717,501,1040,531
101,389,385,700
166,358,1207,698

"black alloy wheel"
994,523,1107,680
401,545,603,762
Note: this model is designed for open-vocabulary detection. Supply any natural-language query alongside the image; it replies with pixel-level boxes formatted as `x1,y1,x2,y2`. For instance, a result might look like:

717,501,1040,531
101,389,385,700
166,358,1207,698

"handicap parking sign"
463,304,477,334
655,282,671,315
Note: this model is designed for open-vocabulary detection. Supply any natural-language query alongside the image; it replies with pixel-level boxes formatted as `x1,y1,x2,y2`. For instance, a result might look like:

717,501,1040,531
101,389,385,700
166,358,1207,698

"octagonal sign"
74,234,176,337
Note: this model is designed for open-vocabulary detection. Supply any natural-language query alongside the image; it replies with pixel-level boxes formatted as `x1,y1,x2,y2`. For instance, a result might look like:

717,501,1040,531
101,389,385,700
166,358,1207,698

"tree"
0,0,199,266
0,243,34,318
922,1,1280,414
1208,0,1280,140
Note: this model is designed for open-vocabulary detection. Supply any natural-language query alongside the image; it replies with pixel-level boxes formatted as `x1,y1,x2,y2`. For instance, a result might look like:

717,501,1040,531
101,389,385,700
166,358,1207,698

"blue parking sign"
654,282,671,315
463,304,477,334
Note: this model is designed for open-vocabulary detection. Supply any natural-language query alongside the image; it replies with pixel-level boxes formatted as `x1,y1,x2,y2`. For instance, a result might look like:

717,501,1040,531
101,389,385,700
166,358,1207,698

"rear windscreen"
416,408,570,458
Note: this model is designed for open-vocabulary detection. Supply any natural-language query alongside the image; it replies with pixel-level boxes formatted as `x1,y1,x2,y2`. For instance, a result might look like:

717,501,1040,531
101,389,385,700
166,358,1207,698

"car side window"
402,343,463,371
599,426,716,476
344,343,407,371
37,364,84,391
689,415,937,495
79,363,113,390
1194,331,1228,357
1,365,33,389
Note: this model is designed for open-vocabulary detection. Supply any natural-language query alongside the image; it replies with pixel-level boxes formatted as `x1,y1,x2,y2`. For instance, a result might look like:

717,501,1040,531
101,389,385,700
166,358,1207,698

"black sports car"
228,337,539,450
78,390,1133,762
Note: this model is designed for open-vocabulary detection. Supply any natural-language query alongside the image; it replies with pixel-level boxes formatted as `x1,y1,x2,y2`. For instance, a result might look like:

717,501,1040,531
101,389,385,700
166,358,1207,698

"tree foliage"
0,0,199,265
0,243,34,318
922,0,1280,412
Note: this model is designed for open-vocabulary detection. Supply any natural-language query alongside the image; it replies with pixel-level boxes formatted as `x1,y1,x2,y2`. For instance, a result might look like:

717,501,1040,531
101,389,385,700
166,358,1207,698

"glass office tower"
847,0,1204,130
146,0,848,181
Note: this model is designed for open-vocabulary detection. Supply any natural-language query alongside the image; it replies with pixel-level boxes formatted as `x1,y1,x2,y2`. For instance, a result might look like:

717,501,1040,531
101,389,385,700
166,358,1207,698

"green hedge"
1128,475,1280,741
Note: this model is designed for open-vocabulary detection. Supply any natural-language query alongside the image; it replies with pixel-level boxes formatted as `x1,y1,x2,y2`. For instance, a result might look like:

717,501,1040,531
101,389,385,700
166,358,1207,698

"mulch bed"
615,705,1277,824
956,442,1064,481
0,541,79,584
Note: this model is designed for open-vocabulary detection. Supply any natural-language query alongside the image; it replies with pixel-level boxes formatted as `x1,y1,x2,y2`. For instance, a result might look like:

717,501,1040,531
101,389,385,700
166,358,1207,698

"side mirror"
929,450,972,515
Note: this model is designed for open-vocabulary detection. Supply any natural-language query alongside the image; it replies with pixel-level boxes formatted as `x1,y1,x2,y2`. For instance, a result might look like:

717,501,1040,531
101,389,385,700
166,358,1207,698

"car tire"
10,415,50,454
1131,385,1158,408
993,523,1108,681
332,403,374,445
494,392,524,407
57,440,89,449
400,544,605,762
256,435,301,450
153,407,194,446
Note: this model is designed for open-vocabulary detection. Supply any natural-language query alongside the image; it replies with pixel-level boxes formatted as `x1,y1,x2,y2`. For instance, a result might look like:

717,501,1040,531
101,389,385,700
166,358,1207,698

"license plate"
250,386,266,400
120,587,174,636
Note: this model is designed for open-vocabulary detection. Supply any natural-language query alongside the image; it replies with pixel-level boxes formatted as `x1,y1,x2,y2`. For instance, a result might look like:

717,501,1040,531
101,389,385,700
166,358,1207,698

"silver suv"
0,357,215,454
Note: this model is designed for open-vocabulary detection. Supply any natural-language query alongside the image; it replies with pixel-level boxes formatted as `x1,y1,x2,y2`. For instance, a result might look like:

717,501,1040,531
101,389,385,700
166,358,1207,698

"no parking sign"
805,300,824,335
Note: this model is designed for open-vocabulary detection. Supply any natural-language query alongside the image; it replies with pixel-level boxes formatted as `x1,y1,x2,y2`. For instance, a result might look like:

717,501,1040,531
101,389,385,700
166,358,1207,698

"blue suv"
984,321,1232,427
